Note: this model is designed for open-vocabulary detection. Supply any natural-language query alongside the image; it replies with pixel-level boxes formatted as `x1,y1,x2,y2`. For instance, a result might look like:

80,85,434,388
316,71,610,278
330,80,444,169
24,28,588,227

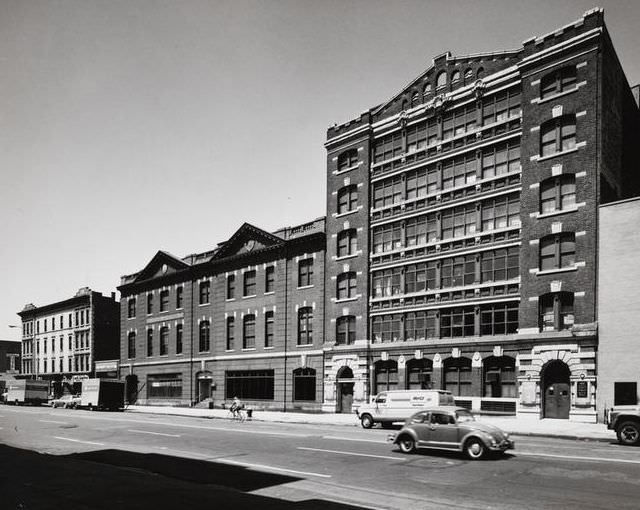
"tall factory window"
242,314,255,349
482,142,521,178
483,356,516,397
481,194,520,231
480,303,519,335
146,329,153,357
128,298,136,318
226,274,235,299
298,258,314,287
441,255,475,288
442,154,476,189
372,268,401,298
440,307,475,337
404,261,436,293
226,317,234,350
443,357,473,396
540,115,576,156
337,272,357,300
175,324,183,355
159,326,169,356
127,332,136,359
243,270,256,296
337,229,357,257
482,89,521,124
540,174,576,213
297,307,313,345
539,233,576,270
264,311,274,347
372,175,402,208
199,280,211,304
336,316,356,345
481,247,520,282
337,184,358,214
147,293,153,314
176,286,183,309
404,311,436,341
199,320,210,352
441,204,476,239
375,360,399,393
371,314,401,343
265,266,275,293
160,290,169,312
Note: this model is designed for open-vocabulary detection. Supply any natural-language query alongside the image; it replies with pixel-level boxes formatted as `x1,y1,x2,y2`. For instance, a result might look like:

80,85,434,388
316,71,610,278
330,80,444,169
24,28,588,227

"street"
1,406,640,509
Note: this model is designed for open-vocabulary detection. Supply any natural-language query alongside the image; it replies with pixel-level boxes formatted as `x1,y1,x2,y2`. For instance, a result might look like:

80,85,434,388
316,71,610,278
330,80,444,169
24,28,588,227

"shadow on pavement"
0,444,366,510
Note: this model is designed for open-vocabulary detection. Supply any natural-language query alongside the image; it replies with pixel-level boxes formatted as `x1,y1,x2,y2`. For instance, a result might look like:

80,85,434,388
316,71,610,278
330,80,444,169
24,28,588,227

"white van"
355,390,455,428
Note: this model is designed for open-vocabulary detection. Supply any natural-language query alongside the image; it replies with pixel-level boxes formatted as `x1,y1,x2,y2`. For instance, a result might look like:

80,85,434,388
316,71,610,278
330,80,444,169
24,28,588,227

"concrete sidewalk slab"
125,405,617,443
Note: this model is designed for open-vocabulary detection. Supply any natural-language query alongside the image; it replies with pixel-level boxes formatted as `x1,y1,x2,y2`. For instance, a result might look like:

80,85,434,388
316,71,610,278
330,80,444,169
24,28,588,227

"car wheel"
465,438,486,460
617,421,640,446
398,435,416,454
360,414,374,429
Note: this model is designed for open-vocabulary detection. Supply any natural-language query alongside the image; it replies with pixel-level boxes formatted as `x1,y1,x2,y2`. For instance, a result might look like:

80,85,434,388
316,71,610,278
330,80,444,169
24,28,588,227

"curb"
506,431,615,443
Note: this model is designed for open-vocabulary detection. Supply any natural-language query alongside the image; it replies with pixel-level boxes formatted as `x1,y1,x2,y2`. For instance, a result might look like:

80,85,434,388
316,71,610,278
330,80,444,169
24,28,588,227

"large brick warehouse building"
322,8,639,422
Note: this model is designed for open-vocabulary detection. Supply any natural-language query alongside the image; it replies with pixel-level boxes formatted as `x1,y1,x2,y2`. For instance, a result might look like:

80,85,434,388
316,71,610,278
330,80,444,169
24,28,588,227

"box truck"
80,378,125,411
5,380,49,405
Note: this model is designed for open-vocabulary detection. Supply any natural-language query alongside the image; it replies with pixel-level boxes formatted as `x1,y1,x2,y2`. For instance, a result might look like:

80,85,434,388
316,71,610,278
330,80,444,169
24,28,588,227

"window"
297,307,313,345
147,329,153,357
298,259,313,287
476,67,484,79
337,229,357,257
406,121,428,153
127,332,136,358
441,154,477,189
147,294,153,314
375,360,398,393
481,247,520,282
372,268,401,298
199,281,210,304
225,370,274,400
481,194,520,231
539,233,575,270
243,315,255,349
176,286,183,309
482,142,521,178
405,214,437,246
410,90,420,108
128,298,136,318
440,307,475,337
44,318,48,332
159,326,168,355
482,89,521,124
199,320,210,352
265,266,275,293
226,317,235,350
442,106,476,140
441,255,475,288
405,168,428,199
372,130,402,164
539,292,574,331
265,311,274,347
423,82,432,97
540,115,576,156
372,222,402,253
160,290,169,312
443,357,472,396
436,71,447,88
337,185,358,214
406,359,433,389
451,70,460,83
243,270,256,296
337,149,358,172
441,204,476,239
614,382,638,406
371,314,402,343
227,275,235,299
405,262,436,294
336,316,356,345
176,324,183,355
540,175,576,213
148,374,182,399
337,272,357,299
541,66,577,99
464,68,474,82
372,176,402,209
480,303,519,335
484,356,516,397
404,311,436,341
293,367,316,401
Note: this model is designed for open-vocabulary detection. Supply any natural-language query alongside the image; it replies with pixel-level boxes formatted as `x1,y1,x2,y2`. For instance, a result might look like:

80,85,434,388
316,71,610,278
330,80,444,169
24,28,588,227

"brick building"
17,287,120,396
322,8,640,421
118,219,325,410
597,197,640,420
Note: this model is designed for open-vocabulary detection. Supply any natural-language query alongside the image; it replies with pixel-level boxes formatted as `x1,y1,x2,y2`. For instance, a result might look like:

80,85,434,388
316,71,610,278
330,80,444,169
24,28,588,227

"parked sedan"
50,394,81,409
388,406,514,460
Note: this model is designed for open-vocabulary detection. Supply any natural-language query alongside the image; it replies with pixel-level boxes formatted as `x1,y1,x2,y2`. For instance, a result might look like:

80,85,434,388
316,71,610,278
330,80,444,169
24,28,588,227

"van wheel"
360,414,374,429
465,438,486,460
398,435,416,454
617,421,640,446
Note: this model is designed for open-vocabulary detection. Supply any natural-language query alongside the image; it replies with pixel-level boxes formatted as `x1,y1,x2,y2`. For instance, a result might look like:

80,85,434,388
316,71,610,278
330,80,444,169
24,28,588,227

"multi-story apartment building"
322,8,640,422
117,219,325,410
17,287,120,395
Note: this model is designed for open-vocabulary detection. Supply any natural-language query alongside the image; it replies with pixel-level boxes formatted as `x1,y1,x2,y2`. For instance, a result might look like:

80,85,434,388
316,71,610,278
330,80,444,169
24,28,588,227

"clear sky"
1,0,639,343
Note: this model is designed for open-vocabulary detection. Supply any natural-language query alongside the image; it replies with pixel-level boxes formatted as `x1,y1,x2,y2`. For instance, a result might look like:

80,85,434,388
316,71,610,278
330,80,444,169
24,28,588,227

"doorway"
197,371,213,402
542,360,571,419
125,375,139,404
336,366,354,413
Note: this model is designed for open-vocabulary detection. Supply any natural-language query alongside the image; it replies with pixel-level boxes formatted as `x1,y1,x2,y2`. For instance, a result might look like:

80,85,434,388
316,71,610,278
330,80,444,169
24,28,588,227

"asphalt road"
1,406,640,510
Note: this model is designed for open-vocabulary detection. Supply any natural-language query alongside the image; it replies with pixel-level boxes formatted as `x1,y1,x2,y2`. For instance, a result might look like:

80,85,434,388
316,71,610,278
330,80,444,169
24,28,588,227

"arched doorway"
196,371,213,402
336,366,354,413
125,374,139,404
542,360,571,419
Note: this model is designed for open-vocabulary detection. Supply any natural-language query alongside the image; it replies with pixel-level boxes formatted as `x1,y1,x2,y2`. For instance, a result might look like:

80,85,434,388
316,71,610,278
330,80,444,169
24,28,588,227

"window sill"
335,295,361,303
198,303,210,306
296,343,314,348
264,291,275,296
334,163,360,176
176,307,183,311
535,265,578,276
241,348,256,352
534,146,579,163
335,253,359,261
242,294,257,299
264,346,275,350
536,206,579,219
335,209,360,219
297,285,314,290
225,298,236,302
127,317,136,320
534,86,580,105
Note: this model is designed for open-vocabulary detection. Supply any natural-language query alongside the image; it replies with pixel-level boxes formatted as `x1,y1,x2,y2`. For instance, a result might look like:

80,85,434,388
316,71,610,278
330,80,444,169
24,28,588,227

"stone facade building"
322,8,640,422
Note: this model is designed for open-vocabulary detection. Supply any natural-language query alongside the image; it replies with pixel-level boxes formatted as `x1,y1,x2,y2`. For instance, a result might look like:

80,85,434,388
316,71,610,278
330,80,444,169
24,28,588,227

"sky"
1,0,639,343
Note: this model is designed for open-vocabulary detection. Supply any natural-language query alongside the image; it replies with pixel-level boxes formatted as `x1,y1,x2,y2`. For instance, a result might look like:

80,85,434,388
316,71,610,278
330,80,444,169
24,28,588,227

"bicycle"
228,404,246,422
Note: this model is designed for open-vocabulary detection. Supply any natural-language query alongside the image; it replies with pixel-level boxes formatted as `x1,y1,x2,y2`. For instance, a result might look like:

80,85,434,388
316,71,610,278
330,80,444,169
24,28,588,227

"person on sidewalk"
230,396,243,419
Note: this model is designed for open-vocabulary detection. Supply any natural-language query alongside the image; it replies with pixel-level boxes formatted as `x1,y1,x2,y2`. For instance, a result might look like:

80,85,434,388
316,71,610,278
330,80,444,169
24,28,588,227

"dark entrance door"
125,375,139,404
338,383,354,413
542,360,571,419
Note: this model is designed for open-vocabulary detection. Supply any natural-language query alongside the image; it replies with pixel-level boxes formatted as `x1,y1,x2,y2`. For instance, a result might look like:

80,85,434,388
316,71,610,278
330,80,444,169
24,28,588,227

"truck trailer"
80,378,125,411
5,380,49,405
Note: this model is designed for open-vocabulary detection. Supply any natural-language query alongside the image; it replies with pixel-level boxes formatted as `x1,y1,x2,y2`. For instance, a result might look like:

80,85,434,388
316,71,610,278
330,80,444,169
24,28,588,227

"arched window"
540,174,576,213
336,271,357,299
293,367,316,401
242,314,255,349
541,66,577,99
199,320,210,352
451,70,460,83
401,99,409,111
297,307,313,345
406,358,433,389
464,68,474,82
436,71,447,88
483,356,516,397
226,317,234,350
375,360,398,393
476,67,484,79
159,326,169,356
127,332,136,359
411,91,420,108
337,229,357,257
337,149,358,172
128,298,136,319
337,185,358,214
336,315,356,345
540,232,576,271
539,292,574,331
443,357,472,396
423,82,432,97
540,115,576,156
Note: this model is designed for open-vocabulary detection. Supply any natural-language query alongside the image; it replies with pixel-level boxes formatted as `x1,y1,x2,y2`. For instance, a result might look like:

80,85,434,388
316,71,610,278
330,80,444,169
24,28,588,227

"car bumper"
488,439,514,452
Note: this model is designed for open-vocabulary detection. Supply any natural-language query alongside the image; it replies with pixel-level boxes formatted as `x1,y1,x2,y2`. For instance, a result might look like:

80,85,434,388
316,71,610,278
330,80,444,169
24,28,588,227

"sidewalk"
126,405,616,443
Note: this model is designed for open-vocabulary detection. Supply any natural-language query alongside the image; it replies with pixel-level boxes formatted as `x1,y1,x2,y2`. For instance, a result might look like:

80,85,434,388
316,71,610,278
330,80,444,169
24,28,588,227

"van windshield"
455,410,475,423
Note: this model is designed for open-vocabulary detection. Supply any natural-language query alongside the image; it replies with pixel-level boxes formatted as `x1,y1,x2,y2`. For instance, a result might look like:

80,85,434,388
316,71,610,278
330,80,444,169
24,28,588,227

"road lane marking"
517,451,640,464
40,420,69,425
218,458,331,478
127,429,181,438
53,436,105,446
322,435,386,444
298,446,405,461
